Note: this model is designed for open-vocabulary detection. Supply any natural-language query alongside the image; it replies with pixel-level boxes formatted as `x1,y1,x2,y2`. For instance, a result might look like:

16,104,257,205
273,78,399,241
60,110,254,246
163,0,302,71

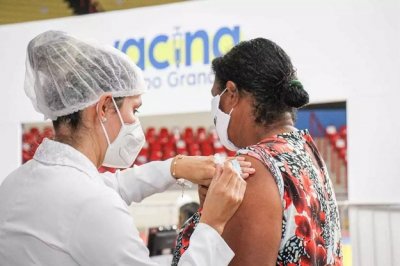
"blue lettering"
149,35,170,70
115,26,241,70
185,30,209,66
213,26,240,57
120,38,145,70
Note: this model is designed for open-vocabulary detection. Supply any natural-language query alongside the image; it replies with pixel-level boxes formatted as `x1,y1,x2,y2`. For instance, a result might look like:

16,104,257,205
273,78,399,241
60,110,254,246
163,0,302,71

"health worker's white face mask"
98,97,145,169
211,88,239,151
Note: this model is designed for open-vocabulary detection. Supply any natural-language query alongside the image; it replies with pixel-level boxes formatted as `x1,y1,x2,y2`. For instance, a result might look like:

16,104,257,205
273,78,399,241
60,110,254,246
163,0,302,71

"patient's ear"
225,81,240,107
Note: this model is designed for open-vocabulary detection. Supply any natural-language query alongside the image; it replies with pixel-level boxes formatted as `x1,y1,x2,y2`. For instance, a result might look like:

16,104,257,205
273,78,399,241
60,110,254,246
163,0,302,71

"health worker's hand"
198,185,208,208
171,155,255,187
199,161,247,235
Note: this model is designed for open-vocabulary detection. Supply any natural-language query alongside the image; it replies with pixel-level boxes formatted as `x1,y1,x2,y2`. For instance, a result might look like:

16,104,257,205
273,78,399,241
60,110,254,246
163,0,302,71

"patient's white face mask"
211,88,239,151
97,97,145,169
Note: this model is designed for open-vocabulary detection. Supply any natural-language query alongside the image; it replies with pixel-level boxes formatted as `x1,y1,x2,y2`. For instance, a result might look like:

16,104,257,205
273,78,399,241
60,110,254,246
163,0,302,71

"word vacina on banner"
114,26,241,90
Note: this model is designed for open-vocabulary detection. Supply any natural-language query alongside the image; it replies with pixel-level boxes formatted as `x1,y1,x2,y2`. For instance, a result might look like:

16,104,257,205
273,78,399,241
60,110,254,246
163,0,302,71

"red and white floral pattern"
173,130,342,266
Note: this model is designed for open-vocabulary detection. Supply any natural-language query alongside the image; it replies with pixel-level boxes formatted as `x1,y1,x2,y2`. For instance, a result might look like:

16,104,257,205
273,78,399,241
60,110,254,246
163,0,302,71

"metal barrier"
343,202,400,266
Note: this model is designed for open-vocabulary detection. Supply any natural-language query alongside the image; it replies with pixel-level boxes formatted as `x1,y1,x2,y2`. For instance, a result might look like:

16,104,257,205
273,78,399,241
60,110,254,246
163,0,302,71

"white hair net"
24,30,147,120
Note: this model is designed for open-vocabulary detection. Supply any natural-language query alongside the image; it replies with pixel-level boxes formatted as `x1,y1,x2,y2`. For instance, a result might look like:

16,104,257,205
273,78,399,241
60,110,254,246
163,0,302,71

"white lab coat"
0,139,234,266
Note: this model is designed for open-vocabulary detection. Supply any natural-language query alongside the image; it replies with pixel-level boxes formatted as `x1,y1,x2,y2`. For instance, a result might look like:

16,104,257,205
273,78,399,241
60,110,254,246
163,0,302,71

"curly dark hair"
212,38,309,125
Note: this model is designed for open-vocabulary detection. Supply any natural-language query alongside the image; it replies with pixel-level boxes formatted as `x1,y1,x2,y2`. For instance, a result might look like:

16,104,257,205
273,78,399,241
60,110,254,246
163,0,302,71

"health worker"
0,31,250,266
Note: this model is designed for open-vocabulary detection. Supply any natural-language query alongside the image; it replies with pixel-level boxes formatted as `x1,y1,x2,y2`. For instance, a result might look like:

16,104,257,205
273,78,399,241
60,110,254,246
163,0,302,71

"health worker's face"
104,95,142,143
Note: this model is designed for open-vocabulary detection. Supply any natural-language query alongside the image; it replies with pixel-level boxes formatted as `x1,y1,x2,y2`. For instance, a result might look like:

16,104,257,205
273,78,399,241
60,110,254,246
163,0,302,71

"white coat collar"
33,138,99,179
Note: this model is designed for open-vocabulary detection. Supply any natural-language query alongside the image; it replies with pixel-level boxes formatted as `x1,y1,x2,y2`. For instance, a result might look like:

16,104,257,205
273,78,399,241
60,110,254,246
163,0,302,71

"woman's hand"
199,161,247,235
171,155,255,187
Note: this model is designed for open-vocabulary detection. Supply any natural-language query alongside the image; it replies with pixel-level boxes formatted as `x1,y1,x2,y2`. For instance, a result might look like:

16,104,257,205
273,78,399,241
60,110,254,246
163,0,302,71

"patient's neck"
241,112,296,147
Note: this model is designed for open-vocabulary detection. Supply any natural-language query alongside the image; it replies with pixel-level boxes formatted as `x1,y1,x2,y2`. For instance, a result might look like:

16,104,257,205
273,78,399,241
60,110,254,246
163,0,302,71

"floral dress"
172,130,342,266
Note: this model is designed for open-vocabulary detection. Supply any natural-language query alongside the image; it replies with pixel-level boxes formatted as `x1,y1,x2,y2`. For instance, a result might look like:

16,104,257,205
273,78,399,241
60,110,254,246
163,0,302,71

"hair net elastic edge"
44,89,146,120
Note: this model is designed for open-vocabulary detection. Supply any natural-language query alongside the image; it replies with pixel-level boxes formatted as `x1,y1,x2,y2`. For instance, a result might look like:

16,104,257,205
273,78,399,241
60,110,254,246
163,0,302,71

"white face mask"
98,97,145,169
211,88,239,151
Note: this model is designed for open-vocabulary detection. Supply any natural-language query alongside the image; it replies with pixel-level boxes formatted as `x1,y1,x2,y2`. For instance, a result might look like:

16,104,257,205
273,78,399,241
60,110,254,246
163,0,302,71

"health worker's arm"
100,156,253,206
100,159,176,205
68,188,234,266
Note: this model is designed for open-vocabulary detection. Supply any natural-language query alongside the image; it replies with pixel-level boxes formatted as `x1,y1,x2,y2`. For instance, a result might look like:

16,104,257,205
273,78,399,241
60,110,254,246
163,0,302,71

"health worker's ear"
96,93,115,121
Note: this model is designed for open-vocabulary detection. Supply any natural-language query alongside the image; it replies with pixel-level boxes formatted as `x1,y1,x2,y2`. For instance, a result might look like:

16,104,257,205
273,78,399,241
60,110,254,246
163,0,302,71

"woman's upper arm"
222,155,283,266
